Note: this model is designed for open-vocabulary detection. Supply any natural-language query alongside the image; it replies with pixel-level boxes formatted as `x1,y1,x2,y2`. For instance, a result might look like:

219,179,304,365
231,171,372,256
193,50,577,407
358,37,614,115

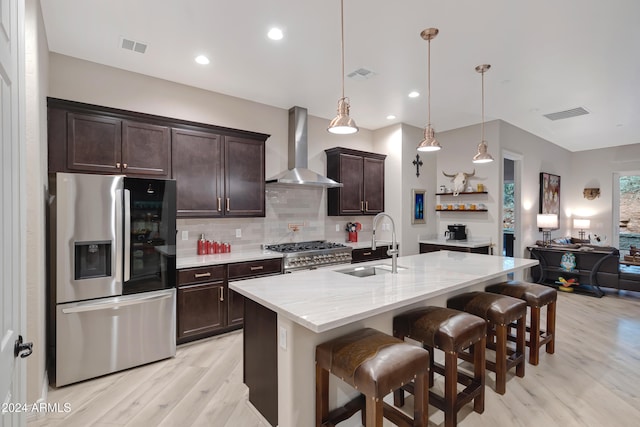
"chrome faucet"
372,212,399,273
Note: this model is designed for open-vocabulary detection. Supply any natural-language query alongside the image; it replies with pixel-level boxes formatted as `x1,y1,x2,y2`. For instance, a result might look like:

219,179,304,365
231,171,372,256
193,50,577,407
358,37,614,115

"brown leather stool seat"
393,307,486,427
485,280,557,365
447,292,527,394
316,327,429,427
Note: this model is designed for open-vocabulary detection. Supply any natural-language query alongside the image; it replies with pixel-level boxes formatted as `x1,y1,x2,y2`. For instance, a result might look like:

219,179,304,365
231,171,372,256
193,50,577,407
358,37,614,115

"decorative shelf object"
436,191,488,196
436,209,488,212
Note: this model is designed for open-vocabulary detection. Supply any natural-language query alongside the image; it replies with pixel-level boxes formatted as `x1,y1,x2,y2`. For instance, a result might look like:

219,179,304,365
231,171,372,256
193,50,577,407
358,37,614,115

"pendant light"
417,28,441,152
328,0,358,134
472,64,494,163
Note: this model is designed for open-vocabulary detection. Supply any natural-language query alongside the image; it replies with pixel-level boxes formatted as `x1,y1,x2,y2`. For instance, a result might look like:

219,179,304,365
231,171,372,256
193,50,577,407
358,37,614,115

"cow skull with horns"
442,169,475,196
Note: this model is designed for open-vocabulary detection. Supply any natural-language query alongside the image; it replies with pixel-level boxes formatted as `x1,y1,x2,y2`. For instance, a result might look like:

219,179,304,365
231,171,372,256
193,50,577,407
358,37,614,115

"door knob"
14,335,33,359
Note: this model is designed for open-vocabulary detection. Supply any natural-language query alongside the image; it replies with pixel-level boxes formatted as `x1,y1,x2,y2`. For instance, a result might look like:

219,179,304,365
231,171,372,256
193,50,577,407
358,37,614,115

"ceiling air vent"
347,67,377,81
120,37,148,54
543,107,589,121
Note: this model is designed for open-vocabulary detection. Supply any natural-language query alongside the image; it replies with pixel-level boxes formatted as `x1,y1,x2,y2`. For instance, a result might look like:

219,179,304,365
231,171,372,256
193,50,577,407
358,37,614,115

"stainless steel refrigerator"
48,172,177,387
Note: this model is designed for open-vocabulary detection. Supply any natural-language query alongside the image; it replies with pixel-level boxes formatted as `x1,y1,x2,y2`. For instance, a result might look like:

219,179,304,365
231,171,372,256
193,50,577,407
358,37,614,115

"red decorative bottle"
197,234,206,255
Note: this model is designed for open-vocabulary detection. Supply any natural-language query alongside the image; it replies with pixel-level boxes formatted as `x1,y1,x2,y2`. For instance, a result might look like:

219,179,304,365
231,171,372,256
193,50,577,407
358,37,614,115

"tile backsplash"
176,186,374,256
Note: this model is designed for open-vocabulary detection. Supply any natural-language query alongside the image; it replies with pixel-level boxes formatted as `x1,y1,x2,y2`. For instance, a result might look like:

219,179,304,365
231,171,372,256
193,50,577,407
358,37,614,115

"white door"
0,0,27,426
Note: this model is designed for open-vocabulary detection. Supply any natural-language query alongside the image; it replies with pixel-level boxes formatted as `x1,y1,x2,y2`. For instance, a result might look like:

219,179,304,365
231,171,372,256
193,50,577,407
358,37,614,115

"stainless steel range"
264,240,353,272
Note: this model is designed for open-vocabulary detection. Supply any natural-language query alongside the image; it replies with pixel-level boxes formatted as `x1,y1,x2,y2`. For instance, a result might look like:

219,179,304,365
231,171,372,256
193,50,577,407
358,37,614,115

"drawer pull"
194,272,211,279
250,266,264,271
363,252,372,256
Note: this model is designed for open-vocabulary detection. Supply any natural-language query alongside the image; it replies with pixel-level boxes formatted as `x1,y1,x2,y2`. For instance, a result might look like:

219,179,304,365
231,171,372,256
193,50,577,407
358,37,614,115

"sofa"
527,238,639,295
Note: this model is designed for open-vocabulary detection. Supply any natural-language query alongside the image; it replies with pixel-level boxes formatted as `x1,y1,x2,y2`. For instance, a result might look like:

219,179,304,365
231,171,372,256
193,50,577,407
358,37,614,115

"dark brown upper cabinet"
325,147,386,216
171,129,265,218
48,98,269,218
54,110,171,177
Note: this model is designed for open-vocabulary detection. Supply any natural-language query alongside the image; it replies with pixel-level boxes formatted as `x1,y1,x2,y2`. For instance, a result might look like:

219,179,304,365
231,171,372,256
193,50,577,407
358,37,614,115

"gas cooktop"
264,240,352,272
264,240,348,253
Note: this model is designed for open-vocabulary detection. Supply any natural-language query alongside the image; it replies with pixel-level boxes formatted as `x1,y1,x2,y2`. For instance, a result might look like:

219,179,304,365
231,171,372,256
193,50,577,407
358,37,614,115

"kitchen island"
230,251,538,426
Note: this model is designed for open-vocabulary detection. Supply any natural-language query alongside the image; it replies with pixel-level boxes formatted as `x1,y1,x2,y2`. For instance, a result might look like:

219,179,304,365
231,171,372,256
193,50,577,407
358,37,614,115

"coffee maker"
445,224,467,241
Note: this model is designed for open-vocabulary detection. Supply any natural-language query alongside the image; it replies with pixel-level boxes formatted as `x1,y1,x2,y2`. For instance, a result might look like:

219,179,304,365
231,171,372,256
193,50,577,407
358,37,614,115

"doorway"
502,150,523,278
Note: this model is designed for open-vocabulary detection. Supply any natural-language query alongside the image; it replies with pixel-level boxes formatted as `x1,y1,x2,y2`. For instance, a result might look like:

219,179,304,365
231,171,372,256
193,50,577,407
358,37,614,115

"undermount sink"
336,264,407,278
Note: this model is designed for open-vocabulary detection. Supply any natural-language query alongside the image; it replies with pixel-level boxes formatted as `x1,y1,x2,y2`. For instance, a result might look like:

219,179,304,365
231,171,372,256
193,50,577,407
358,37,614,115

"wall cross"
412,154,423,177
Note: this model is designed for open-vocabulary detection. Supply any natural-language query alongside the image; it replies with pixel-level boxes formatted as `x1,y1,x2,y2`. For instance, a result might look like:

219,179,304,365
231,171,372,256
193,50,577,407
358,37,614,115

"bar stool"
315,327,429,427
393,307,486,427
447,292,526,395
485,280,557,365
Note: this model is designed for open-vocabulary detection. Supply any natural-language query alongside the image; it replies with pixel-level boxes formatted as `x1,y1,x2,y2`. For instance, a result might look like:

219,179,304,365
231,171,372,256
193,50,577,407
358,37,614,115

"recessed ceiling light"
408,91,420,98
267,27,284,40
195,55,210,65
386,115,396,120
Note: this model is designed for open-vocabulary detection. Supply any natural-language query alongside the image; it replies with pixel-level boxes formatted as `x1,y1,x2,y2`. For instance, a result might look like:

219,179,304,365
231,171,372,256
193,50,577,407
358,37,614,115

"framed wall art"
412,189,426,224
539,172,560,229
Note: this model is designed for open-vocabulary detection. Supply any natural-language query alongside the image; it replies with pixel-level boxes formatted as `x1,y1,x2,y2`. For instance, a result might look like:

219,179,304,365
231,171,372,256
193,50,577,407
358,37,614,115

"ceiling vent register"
120,37,147,54
543,107,589,121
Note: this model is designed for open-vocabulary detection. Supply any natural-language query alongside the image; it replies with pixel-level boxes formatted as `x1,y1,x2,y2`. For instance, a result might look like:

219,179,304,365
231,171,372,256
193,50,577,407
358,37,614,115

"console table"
527,246,620,298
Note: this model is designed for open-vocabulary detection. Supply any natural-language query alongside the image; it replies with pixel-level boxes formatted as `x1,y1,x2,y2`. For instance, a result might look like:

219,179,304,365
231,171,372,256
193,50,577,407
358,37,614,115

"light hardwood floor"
29,289,640,427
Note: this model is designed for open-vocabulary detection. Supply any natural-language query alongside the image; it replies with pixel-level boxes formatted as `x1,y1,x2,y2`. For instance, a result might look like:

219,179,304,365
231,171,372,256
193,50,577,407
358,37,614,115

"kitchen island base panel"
244,285,499,427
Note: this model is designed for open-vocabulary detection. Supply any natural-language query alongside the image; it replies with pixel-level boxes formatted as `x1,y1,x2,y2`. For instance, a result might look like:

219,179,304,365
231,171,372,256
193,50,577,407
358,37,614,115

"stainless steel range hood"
266,106,343,188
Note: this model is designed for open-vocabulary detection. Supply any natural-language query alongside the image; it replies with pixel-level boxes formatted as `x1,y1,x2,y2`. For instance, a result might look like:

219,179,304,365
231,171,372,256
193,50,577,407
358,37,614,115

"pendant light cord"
481,68,485,142
427,38,431,126
340,0,345,99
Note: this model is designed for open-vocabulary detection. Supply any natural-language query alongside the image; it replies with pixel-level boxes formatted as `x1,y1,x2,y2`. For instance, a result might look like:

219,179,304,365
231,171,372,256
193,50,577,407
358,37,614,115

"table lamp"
573,218,590,241
537,214,558,247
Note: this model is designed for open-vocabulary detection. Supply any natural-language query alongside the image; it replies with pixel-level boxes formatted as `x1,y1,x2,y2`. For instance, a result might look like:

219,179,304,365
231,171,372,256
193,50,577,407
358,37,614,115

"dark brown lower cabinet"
351,245,393,263
177,283,226,339
419,243,490,254
177,258,283,344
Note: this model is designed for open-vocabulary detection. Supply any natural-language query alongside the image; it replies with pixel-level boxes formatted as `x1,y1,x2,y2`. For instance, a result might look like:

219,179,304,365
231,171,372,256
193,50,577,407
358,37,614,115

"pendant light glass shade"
417,28,440,152
328,0,358,134
472,64,494,164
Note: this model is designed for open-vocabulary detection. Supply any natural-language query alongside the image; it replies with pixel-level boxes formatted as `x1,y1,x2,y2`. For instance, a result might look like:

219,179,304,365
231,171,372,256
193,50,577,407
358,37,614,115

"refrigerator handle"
61,292,173,314
124,189,131,282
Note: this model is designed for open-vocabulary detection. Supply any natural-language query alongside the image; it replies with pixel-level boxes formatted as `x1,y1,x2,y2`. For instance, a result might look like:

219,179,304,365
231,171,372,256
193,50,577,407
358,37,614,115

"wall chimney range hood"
266,106,343,188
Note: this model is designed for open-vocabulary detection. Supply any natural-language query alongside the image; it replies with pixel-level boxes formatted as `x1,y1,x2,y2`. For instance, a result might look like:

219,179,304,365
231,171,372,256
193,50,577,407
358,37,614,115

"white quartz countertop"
177,250,283,269
230,251,538,333
418,237,492,248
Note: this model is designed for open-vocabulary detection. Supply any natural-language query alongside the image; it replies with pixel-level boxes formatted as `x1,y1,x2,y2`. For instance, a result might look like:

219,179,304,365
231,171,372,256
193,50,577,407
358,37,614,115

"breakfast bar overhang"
230,251,539,426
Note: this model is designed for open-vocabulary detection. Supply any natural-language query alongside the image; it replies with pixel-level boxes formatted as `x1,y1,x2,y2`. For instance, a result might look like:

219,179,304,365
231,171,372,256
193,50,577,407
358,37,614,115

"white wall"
499,120,573,257
567,145,640,247
25,0,49,405
434,121,501,245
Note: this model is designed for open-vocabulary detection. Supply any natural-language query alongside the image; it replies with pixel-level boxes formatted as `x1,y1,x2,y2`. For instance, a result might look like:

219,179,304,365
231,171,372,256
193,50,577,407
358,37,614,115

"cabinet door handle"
250,266,264,271
365,201,369,212
361,201,364,212
217,197,222,212
363,252,372,256
226,198,230,212
123,163,128,169
219,286,224,302
116,162,121,169
194,272,211,279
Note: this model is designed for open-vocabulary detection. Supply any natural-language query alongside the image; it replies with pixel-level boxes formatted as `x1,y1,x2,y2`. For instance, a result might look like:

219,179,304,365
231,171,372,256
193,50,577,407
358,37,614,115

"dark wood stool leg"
413,371,429,427
546,300,556,354
495,324,507,395
444,350,458,427
529,306,541,365
516,317,526,378
316,363,329,427
365,396,383,427
473,336,486,414
428,345,435,388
